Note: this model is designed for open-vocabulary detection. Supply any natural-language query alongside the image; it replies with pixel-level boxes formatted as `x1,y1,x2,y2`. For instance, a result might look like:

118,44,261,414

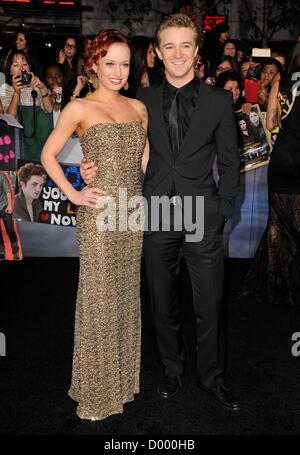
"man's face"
21,175,45,201
45,66,64,90
156,26,198,87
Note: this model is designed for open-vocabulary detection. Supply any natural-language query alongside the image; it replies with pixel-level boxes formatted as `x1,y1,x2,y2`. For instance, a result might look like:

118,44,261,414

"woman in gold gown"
41,29,149,421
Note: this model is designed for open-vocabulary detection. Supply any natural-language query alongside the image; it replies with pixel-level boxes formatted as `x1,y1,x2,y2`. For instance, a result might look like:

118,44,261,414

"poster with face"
13,160,84,226
236,104,272,172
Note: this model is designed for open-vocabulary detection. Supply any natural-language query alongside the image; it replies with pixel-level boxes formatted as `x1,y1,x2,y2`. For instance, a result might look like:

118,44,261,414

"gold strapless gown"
68,122,146,421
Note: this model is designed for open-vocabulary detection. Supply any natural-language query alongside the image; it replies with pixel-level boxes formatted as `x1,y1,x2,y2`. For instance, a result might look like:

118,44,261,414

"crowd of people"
0,23,297,155
0,15,300,424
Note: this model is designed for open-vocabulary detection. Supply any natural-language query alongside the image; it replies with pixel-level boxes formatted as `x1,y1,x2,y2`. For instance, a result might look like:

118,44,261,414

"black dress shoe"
201,385,241,411
157,376,181,399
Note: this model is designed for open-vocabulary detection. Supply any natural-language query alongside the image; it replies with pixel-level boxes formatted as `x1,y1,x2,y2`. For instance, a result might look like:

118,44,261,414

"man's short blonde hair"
155,13,200,48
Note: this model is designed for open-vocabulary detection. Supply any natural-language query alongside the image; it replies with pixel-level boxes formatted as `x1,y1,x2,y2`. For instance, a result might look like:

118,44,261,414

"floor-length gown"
68,122,146,420
242,93,300,306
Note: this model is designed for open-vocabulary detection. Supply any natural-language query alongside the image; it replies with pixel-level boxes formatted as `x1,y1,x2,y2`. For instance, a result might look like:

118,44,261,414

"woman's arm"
41,101,103,207
7,77,22,117
31,74,53,113
266,79,280,131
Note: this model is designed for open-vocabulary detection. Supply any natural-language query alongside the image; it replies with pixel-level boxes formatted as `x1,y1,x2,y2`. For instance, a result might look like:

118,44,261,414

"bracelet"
72,94,79,98
41,93,49,98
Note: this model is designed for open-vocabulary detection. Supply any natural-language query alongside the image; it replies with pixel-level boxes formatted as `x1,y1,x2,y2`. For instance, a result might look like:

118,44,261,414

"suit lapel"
150,83,172,156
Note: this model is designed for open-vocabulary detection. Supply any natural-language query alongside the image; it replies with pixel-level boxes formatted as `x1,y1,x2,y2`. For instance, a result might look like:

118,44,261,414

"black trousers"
0,208,19,256
143,206,225,390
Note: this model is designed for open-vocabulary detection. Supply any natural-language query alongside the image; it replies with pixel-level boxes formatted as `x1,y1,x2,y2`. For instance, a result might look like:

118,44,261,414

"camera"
20,69,32,86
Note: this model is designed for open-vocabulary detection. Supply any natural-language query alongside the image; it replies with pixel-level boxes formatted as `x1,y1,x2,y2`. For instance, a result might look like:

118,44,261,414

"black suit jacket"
137,79,240,228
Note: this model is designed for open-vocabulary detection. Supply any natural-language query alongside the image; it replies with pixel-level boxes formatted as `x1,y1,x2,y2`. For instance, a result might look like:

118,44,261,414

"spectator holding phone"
57,37,79,91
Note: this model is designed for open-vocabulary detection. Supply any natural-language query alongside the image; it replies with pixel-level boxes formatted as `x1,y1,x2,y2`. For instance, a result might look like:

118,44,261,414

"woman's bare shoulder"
127,97,148,117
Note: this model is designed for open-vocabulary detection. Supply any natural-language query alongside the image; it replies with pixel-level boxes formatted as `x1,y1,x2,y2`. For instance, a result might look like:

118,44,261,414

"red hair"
84,29,129,70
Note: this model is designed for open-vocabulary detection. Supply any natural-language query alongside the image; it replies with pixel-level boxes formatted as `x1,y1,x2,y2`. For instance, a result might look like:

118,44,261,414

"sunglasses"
65,43,76,49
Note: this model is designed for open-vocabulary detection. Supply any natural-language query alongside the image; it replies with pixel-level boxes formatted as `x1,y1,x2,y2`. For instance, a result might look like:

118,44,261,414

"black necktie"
169,89,180,156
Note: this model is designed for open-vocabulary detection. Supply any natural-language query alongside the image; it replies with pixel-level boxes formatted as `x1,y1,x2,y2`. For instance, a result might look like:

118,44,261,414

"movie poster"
236,104,272,173
13,160,84,226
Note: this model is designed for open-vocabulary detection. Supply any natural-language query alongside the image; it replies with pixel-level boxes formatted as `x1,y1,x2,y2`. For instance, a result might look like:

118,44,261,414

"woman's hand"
12,75,22,94
70,186,105,208
80,157,98,185
30,74,47,94
241,102,252,115
58,50,66,64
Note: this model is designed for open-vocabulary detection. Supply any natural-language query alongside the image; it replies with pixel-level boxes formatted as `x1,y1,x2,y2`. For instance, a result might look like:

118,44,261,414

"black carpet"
0,257,299,435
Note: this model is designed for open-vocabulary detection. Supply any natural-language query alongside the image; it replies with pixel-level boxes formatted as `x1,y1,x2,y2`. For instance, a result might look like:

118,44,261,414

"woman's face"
260,63,278,86
10,54,30,78
16,33,27,51
194,56,205,79
239,119,247,131
216,60,232,77
224,42,236,57
219,31,228,43
64,38,77,58
249,110,260,127
94,42,130,91
146,42,156,68
224,80,240,103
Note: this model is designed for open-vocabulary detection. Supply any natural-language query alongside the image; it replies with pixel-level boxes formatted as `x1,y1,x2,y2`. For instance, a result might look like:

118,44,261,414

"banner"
14,160,84,227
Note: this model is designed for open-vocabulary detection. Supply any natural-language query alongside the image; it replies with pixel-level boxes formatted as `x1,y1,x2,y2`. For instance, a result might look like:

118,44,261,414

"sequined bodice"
79,122,146,197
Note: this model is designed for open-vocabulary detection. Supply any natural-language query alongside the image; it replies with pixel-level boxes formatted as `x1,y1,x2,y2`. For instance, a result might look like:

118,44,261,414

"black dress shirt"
163,76,199,148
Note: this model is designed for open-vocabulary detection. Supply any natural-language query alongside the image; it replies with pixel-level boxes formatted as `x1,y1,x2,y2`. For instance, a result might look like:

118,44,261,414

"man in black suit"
136,14,240,411
80,14,241,411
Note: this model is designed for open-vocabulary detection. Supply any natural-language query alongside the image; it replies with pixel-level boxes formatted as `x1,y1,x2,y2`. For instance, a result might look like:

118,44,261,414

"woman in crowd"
1,49,53,160
14,30,38,74
194,53,209,80
125,35,157,97
222,40,237,58
41,28,149,421
206,55,237,86
15,30,30,53
215,70,244,109
242,42,300,306
57,36,79,91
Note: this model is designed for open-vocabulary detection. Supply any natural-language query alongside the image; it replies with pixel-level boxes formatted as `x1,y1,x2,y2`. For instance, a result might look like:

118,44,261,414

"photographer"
2,49,52,117
1,50,53,160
